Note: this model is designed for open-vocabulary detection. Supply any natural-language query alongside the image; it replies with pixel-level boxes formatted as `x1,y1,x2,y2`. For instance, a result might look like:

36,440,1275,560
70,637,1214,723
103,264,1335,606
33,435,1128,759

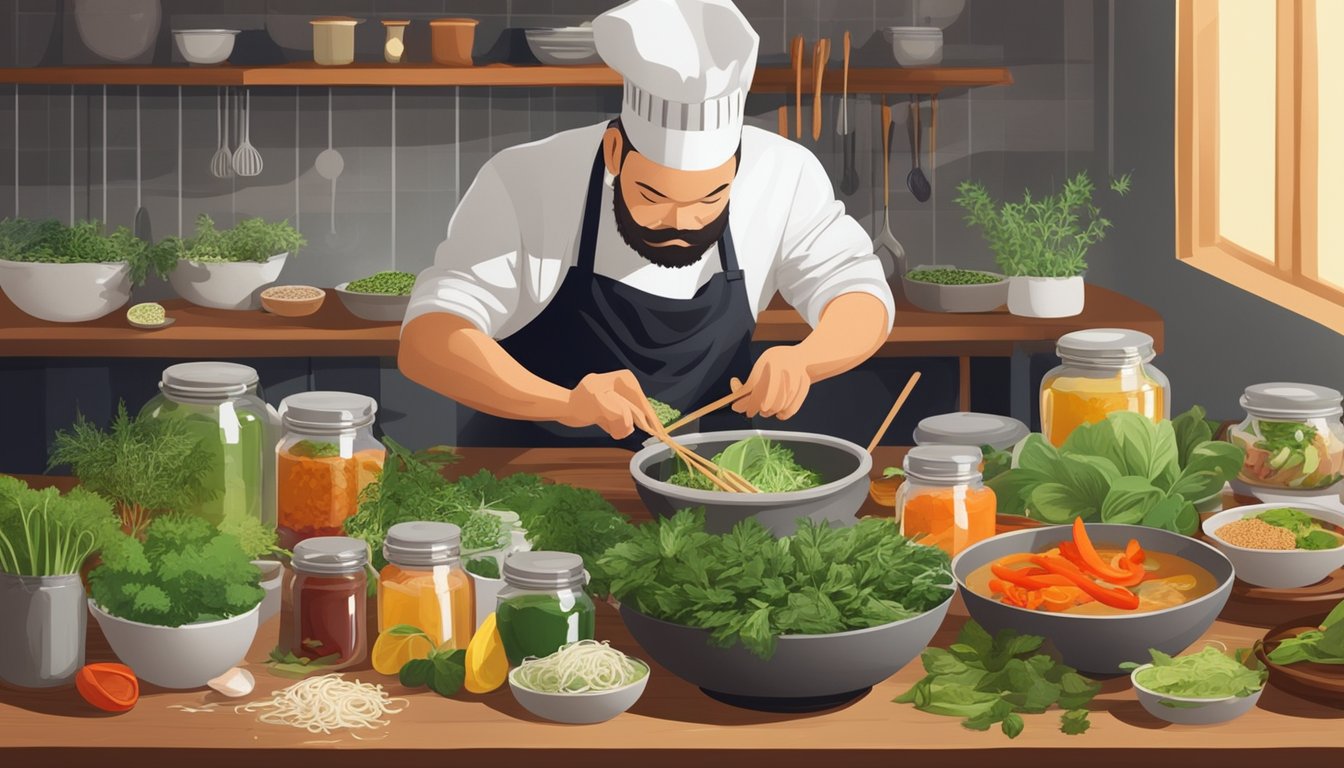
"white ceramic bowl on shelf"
0,259,133,322
883,26,944,67
169,252,288,310
333,282,412,322
173,29,239,65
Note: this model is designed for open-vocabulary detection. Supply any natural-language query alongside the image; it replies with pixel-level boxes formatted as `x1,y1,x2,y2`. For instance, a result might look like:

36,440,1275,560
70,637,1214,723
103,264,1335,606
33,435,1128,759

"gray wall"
0,0,1103,470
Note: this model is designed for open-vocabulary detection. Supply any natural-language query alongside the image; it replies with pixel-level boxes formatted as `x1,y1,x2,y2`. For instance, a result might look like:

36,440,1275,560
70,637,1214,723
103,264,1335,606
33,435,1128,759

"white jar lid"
280,391,377,430
914,412,1029,451
1055,328,1155,366
384,522,461,568
1240,382,1344,419
903,445,983,483
160,361,257,401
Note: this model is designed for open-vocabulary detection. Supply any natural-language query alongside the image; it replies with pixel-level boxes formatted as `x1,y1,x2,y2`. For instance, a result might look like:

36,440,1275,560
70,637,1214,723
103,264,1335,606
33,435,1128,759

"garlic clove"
207,667,256,698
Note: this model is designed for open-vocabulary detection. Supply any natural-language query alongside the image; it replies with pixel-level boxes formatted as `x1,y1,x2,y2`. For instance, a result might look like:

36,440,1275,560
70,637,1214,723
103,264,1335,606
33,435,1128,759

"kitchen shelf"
0,63,1012,94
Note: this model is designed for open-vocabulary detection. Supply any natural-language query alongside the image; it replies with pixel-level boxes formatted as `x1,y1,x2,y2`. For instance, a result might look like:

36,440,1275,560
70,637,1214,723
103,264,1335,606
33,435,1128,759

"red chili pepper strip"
991,563,1073,589
1030,555,1141,610
1125,539,1146,564
1071,518,1135,582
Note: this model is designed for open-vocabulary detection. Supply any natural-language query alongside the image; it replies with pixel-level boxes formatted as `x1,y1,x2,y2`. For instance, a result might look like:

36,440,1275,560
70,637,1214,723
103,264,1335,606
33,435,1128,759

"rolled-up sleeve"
773,151,895,333
403,161,525,338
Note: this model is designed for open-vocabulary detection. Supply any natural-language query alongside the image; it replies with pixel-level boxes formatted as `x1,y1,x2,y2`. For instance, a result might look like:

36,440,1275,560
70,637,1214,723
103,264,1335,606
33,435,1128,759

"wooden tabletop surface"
0,285,1162,359
4,446,1338,767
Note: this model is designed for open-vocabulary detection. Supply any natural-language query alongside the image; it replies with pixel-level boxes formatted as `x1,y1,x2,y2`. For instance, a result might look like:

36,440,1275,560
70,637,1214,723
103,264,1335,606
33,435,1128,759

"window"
1176,0,1344,329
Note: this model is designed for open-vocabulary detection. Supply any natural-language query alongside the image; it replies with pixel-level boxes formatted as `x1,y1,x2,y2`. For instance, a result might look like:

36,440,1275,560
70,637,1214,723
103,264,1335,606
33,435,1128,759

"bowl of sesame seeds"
260,285,326,317
1203,503,1344,589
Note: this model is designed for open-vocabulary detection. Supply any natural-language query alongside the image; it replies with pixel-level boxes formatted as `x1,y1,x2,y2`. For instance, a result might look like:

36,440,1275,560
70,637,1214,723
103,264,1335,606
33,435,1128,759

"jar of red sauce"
290,537,369,670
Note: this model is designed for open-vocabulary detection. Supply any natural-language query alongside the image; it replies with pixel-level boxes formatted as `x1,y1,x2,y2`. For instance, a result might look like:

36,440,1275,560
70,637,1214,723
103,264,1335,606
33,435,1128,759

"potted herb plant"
88,514,264,689
0,219,174,323
0,477,121,689
953,172,1132,318
159,214,305,310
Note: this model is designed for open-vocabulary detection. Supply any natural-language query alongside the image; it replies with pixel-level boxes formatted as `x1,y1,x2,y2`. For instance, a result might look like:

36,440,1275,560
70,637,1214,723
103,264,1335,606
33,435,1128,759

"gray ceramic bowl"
620,591,952,712
508,662,649,724
629,430,872,536
333,282,411,322
1202,503,1344,589
952,524,1234,675
901,267,1008,313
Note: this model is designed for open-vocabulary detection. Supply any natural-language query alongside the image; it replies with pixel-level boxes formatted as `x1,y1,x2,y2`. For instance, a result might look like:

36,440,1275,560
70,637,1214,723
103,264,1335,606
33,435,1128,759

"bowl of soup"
952,523,1234,674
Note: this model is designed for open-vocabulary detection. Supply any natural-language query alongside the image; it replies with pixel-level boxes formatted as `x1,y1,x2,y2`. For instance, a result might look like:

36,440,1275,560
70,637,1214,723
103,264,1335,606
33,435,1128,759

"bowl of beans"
1202,503,1344,589
260,285,326,317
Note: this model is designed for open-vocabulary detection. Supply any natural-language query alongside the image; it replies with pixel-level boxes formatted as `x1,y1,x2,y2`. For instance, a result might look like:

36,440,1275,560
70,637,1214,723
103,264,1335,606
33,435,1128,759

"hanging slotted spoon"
209,88,233,179
232,89,263,177
872,98,906,280
314,88,345,235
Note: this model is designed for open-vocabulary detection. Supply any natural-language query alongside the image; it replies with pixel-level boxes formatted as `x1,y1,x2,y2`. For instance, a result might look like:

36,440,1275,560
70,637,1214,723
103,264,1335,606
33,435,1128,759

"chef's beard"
611,174,730,269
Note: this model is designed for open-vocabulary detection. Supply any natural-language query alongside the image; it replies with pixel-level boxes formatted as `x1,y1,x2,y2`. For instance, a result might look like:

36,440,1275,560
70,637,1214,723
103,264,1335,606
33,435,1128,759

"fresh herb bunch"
667,436,822,494
346,271,416,295
465,556,501,580
156,213,304,264
601,510,952,659
986,407,1244,535
1122,646,1267,699
0,476,122,576
953,172,1133,278
461,510,506,552
89,513,263,627
48,402,218,538
1266,598,1344,665
894,620,1101,738
907,268,1002,286
217,507,287,561
388,625,468,697
648,398,681,427
0,218,174,285
1253,508,1342,550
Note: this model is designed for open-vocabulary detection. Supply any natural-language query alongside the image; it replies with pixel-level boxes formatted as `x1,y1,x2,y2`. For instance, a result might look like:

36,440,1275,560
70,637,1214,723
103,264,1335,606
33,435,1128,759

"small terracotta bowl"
260,285,326,317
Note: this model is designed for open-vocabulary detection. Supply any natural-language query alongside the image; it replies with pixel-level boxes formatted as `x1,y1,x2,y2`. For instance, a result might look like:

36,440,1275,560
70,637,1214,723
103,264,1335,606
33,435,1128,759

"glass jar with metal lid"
379,522,475,650
1229,383,1344,491
495,551,595,666
896,445,996,557
275,392,385,550
1040,328,1170,447
140,362,272,527
914,412,1030,452
290,536,369,670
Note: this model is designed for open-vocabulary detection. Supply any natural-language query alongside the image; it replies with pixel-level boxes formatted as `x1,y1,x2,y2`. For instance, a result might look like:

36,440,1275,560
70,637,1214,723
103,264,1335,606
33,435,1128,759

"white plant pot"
0,259,133,322
89,601,260,689
169,252,288,310
1006,275,1085,318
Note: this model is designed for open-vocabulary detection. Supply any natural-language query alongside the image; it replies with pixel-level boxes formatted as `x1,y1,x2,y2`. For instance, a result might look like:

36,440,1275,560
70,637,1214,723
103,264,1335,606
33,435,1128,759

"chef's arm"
399,313,661,439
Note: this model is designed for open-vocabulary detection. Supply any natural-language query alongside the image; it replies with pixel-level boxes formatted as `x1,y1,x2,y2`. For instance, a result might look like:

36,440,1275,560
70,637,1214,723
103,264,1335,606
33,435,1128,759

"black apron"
457,146,756,448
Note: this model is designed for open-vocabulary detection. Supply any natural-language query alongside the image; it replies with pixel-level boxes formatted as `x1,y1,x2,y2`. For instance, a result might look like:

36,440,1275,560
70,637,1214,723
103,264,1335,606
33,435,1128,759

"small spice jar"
1040,329,1170,446
379,522,476,650
1229,383,1344,491
311,17,361,66
495,552,595,666
896,445,997,557
429,18,478,66
290,537,369,670
382,20,409,64
275,392,385,550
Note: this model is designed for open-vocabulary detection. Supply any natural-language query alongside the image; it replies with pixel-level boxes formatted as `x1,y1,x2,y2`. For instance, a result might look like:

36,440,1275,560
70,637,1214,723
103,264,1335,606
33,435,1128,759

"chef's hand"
561,371,661,440
731,346,813,420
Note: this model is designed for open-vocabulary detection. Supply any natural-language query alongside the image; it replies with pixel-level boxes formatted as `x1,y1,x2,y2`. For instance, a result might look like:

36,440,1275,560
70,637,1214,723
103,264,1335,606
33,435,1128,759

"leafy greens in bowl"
155,214,304,264
985,407,1244,535
0,218,173,285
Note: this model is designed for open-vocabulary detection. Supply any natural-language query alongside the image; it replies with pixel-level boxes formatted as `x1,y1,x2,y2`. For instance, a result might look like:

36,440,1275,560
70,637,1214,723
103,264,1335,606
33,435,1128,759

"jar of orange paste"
896,445,996,557
1040,329,1169,447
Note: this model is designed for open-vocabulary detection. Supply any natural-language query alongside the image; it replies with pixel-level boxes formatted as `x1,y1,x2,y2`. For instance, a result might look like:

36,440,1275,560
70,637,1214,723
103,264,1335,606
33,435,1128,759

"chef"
399,0,894,446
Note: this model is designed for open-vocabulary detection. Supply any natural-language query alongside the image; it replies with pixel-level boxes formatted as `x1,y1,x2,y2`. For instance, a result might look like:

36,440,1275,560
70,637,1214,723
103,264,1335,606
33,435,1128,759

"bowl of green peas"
334,271,416,322
901,265,1008,313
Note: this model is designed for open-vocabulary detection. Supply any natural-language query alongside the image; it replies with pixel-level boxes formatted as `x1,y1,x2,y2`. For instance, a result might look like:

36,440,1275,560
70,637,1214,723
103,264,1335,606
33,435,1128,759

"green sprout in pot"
0,476,122,577
346,270,417,296
155,214,305,264
0,218,174,285
953,171,1133,278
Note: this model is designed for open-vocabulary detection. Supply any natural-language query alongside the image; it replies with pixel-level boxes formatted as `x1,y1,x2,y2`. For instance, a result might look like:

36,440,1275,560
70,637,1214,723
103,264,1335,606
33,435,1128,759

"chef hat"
594,0,759,171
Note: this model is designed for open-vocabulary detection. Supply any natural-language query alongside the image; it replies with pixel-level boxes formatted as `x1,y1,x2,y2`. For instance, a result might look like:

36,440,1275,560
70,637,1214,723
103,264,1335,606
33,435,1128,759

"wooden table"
11,447,1330,767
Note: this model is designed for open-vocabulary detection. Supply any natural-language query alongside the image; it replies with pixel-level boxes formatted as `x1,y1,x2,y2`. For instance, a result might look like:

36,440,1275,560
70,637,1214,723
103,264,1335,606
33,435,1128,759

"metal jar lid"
159,361,258,402
903,445,984,483
383,522,461,568
291,536,369,575
914,412,1029,451
502,551,586,591
1055,329,1155,367
279,391,378,431
1240,382,1344,419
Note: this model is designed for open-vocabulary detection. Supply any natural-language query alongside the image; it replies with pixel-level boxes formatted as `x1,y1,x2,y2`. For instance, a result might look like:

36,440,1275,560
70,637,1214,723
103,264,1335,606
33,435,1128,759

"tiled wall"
0,0,1107,468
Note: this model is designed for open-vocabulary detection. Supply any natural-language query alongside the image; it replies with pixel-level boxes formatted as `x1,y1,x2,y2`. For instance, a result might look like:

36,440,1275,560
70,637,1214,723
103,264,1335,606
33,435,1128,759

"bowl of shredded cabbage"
1126,645,1267,725
507,640,650,724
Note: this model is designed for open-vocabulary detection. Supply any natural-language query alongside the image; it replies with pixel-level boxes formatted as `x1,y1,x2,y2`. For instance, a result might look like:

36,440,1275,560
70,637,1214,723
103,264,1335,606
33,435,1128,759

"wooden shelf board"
0,64,1011,93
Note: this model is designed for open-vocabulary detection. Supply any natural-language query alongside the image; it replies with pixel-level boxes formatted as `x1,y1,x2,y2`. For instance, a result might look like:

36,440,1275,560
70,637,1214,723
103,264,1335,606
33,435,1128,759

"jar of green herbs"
140,362,271,527
495,551,594,666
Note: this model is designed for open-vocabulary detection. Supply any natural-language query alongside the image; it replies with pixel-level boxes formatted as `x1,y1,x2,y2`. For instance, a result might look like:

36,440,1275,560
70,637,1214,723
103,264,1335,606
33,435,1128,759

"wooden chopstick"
664,389,749,434
777,105,788,137
792,35,805,139
647,412,761,494
666,439,737,493
866,371,922,454
812,38,829,141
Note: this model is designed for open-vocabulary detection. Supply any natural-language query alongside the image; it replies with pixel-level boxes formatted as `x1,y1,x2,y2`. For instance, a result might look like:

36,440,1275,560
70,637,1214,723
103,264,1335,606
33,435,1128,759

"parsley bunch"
0,218,174,285
155,213,304,264
601,510,953,659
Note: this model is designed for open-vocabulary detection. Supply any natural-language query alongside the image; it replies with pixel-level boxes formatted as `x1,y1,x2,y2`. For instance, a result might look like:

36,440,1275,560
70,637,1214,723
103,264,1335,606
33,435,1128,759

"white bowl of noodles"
507,640,650,724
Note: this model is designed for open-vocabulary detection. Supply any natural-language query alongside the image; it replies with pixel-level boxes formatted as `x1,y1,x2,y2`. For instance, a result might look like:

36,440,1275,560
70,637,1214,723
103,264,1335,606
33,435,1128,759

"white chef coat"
404,122,895,341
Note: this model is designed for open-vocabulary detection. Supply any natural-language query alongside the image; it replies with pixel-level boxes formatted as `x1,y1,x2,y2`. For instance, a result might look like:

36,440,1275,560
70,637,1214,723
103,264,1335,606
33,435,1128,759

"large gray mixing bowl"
952,524,1235,675
620,590,952,712
630,430,872,536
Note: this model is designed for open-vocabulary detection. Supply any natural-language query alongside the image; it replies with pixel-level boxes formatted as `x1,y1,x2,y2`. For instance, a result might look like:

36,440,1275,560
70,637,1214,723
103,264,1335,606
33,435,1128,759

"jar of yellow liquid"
1041,329,1169,446
379,522,475,650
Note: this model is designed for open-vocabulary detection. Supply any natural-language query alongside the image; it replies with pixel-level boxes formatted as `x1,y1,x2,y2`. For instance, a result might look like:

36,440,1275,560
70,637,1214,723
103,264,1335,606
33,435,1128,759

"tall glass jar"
140,362,271,527
275,392,385,550
495,552,595,666
379,522,476,650
896,445,997,557
290,537,368,670
1230,383,1344,491
1040,329,1170,447
237,366,282,529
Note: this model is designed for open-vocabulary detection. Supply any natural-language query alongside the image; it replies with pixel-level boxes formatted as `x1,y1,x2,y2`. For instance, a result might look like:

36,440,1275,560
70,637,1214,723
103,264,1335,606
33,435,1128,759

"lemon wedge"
465,612,509,694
